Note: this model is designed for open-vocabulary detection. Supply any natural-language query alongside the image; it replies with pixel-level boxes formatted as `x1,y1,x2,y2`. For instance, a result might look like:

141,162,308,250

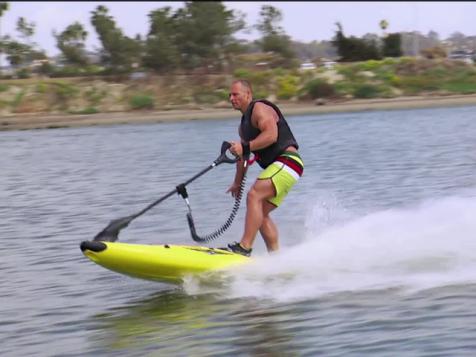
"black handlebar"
215,141,239,165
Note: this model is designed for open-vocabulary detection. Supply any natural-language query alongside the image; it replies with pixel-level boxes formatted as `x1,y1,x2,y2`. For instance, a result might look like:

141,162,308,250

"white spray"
184,193,476,302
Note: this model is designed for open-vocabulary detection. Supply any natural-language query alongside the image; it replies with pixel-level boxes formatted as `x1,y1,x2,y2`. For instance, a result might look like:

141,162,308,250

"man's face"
229,83,250,111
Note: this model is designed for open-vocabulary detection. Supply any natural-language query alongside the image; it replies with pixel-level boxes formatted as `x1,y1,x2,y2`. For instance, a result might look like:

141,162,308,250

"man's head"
229,79,253,113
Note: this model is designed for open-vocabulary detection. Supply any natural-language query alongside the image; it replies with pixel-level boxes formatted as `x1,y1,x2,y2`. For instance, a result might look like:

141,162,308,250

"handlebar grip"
216,141,239,165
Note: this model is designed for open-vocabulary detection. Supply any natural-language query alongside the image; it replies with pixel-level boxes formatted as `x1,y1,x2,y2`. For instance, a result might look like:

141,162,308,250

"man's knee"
247,186,261,204
251,180,275,198
262,215,273,225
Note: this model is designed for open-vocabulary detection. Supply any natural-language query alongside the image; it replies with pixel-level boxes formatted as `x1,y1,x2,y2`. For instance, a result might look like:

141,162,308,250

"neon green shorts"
258,151,304,207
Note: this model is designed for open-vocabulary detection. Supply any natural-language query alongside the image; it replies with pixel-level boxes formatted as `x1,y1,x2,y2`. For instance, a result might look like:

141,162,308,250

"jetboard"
80,240,249,284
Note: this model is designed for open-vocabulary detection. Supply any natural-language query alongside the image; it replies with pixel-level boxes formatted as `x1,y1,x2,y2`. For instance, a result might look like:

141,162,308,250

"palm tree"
379,19,388,37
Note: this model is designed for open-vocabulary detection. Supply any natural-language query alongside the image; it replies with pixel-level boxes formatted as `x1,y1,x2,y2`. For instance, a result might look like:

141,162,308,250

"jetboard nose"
80,240,107,253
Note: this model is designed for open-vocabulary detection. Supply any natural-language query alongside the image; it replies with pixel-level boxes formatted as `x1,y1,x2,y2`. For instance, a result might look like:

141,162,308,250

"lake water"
1,105,476,356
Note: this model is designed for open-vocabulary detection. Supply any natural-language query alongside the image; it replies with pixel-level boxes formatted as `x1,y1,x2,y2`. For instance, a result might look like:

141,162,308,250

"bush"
85,87,107,106
69,107,99,115
426,66,449,79
193,91,223,104
271,67,286,77
37,62,54,76
36,82,47,94
358,59,382,71
52,82,80,110
276,75,299,100
50,66,84,78
377,70,398,82
333,81,354,96
233,68,251,79
303,78,336,99
53,82,79,99
11,90,26,110
378,85,398,98
251,89,268,100
248,70,271,87
397,76,440,93
130,94,154,110
232,69,271,92
382,57,398,65
421,46,447,59
0,83,9,92
441,81,476,94
353,84,380,98
388,75,401,87
84,65,104,75
16,68,31,79
336,63,360,81
214,88,229,101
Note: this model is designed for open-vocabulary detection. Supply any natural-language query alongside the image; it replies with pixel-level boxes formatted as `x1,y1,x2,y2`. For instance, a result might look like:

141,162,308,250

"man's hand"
229,141,243,158
226,182,241,198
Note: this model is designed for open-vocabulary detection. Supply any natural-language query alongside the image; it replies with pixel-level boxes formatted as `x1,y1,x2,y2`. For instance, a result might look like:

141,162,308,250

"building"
448,50,474,64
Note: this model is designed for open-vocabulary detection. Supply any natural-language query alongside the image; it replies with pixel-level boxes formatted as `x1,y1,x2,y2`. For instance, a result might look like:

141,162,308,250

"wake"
184,192,476,302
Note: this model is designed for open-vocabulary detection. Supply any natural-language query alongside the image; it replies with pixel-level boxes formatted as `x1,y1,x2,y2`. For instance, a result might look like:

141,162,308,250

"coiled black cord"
186,171,247,243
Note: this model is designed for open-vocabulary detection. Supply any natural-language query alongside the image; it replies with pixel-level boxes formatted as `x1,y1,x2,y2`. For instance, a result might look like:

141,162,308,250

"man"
223,79,304,256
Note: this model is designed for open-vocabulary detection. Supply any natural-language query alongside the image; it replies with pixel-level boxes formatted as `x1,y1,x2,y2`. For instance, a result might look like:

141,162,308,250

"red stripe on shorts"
276,156,303,176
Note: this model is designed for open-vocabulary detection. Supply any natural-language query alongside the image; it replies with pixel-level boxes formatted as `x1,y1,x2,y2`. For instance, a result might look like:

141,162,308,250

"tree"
421,46,446,59
3,39,30,67
448,31,466,50
90,5,142,71
54,22,88,65
16,17,35,41
256,4,283,36
16,16,35,56
0,2,9,71
3,16,37,68
3,15,42,69
0,2,7,21
256,5,296,68
173,2,245,71
378,19,389,53
382,33,402,57
332,22,381,62
427,30,440,44
379,19,388,36
143,7,179,72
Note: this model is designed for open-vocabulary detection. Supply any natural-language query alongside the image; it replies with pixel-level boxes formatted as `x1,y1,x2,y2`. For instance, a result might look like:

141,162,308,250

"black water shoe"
220,242,252,257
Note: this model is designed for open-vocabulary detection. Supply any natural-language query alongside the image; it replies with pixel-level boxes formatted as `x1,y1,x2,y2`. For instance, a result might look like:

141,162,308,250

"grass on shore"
1,57,475,116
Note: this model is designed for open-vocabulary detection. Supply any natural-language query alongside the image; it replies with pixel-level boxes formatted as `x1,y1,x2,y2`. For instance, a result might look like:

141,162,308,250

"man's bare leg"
259,201,279,252
240,179,275,250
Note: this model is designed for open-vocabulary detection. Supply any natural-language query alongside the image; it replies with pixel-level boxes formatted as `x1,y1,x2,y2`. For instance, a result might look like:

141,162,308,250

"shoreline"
2,94,476,132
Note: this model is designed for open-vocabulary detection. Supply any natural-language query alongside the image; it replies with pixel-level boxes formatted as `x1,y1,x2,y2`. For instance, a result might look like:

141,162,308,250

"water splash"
184,193,476,302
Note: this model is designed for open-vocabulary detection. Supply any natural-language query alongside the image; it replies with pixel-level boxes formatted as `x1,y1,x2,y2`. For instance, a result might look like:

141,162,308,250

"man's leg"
240,178,275,250
260,201,278,252
237,152,303,254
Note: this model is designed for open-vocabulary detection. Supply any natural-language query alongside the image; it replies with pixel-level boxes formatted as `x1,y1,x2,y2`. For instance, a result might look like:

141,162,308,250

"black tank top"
240,99,299,168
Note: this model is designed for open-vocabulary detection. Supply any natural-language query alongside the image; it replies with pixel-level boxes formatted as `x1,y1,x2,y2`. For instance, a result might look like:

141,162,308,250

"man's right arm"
234,158,246,183
227,158,246,198
227,126,247,197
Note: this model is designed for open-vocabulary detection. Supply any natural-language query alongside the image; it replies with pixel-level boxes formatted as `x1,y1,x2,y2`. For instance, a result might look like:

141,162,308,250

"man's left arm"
230,103,278,157
248,103,278,151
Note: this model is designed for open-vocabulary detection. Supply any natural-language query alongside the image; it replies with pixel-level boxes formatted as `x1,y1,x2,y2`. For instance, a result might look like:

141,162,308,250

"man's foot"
219,241,252,257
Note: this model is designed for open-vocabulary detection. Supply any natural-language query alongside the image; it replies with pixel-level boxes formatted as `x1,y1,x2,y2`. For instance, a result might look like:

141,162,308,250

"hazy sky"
1,1,475,56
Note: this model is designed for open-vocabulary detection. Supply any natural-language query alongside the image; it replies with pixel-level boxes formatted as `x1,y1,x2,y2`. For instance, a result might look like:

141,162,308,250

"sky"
1,1,475,57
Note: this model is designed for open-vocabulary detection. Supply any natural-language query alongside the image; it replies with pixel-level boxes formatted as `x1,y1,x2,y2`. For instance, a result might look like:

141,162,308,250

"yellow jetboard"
80,241,249,284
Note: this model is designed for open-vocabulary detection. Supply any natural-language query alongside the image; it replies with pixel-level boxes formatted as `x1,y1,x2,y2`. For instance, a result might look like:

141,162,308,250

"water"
1,105,476,356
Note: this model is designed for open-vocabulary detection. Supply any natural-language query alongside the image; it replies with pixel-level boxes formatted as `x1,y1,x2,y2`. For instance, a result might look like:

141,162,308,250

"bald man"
222,79,304,256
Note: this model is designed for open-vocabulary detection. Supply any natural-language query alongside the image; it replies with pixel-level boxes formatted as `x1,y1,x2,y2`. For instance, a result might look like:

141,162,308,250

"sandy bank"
2,94,476,132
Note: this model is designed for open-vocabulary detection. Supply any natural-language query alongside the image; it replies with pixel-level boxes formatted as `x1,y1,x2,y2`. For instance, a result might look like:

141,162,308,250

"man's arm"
248,102,278,151
233,158,246,183
227,126,248,197
229,102,279,158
